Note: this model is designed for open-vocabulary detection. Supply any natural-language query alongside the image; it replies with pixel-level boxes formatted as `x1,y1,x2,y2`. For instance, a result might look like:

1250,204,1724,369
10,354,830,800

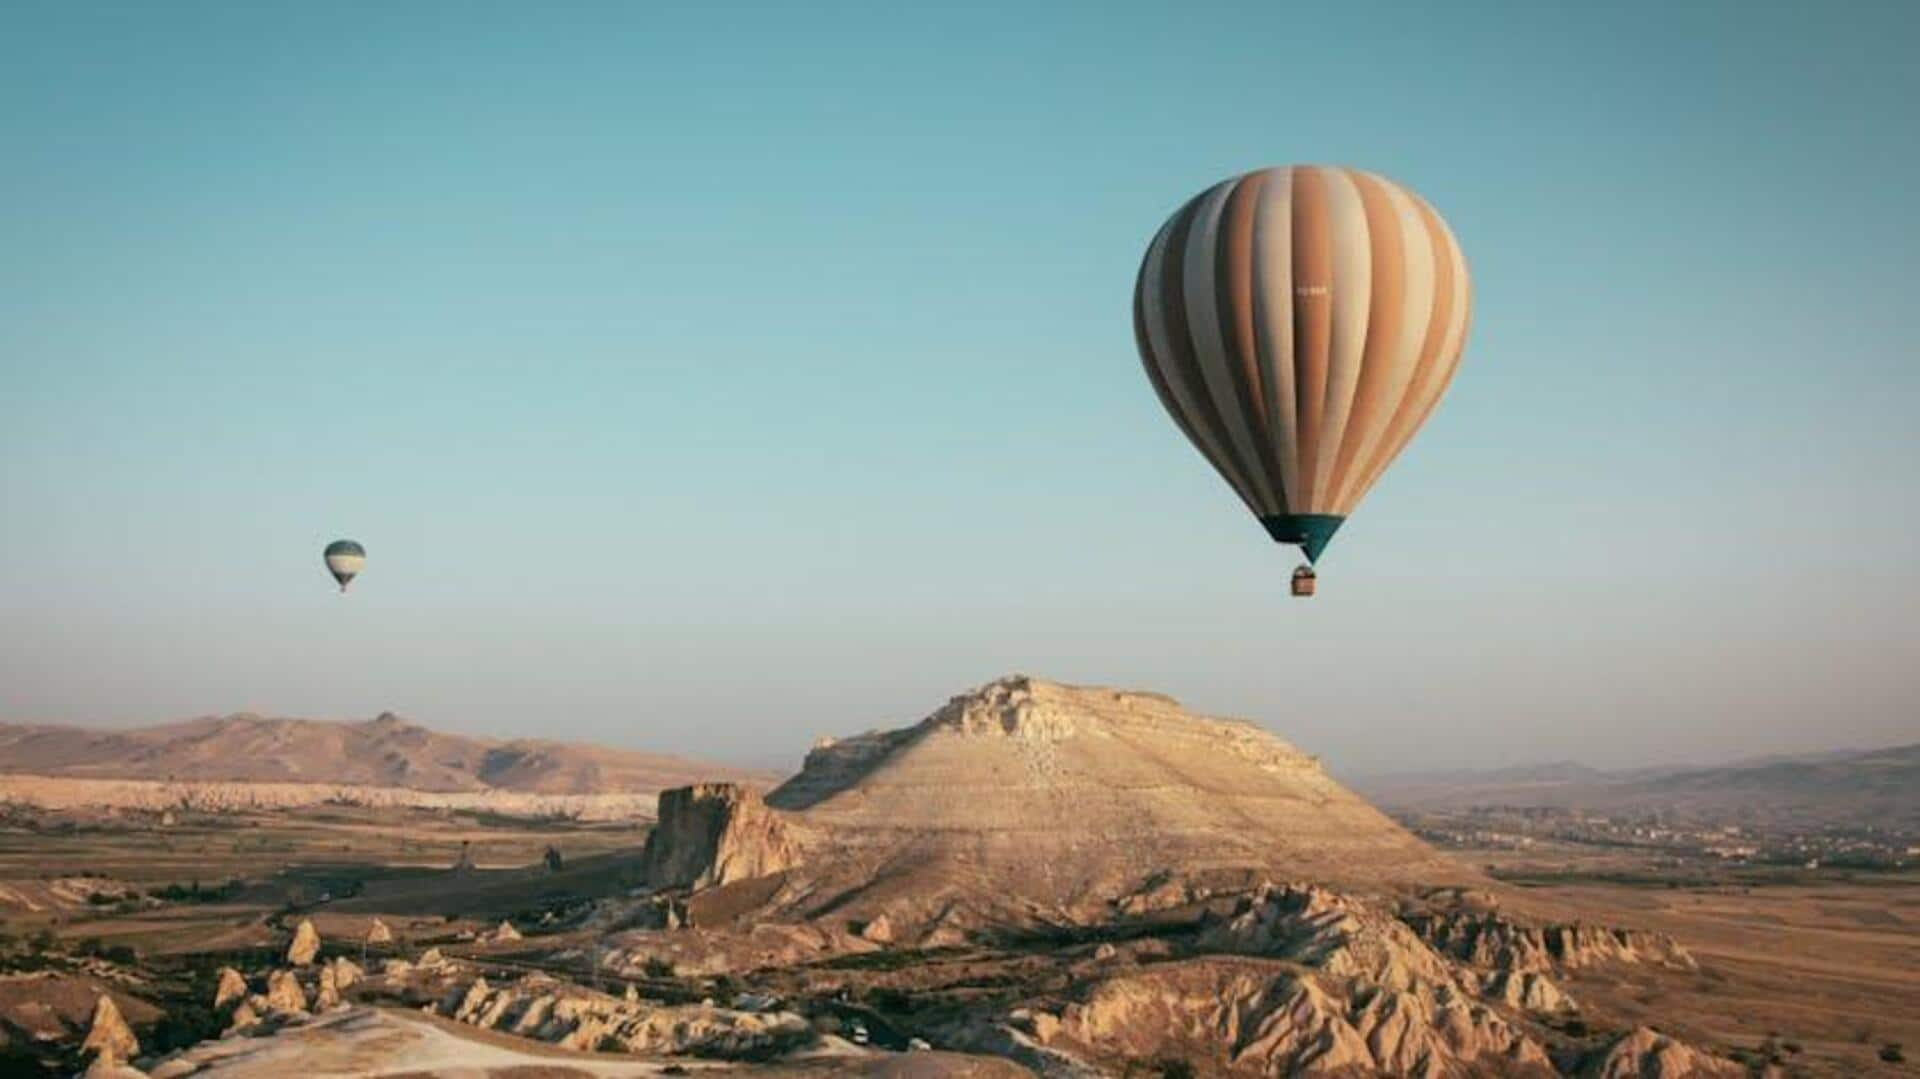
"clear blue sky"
3,1,1915,773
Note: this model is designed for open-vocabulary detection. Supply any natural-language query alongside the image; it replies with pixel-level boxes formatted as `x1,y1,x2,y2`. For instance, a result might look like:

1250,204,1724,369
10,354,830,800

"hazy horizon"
5,1,1917,775
3,690,1912,782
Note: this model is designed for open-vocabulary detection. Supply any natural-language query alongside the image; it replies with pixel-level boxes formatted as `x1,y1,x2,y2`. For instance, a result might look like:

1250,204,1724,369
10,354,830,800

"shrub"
1882,1044,1906,1064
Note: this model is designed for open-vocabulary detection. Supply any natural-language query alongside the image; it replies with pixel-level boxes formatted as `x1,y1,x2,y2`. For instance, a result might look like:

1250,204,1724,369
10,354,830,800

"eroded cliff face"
1405,910,1698,973
435,971,814,1058
639,783,805,890
994,885,1564,1078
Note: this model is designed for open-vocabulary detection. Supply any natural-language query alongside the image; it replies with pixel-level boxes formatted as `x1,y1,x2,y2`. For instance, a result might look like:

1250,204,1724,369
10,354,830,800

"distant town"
1395,805,1919,875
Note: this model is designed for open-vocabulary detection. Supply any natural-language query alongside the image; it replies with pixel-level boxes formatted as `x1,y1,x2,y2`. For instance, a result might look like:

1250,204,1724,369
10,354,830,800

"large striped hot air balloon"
323,539,365,593
1133,165,1472,594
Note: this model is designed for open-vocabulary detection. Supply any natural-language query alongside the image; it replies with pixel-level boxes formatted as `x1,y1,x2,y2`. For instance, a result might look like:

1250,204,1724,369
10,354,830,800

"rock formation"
223,999,260,1035
1584,1026,1744,1077
366,918,393,945
327,956,362,991
976,884,1570,1076
286,918,321,966
1484,970,1576,1014
748,676,1470,930
313,960,358,1012
263,969,307,1015
491,920,522,943
81,993,138,1062
1406,909,1697,973
432,971,814,1058
212,967,247,1011
639,783,803,889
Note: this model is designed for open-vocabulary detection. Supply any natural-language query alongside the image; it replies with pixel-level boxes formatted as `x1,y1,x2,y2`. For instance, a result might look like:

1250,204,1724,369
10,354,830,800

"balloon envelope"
1133,165,1472,562
323,539,365,591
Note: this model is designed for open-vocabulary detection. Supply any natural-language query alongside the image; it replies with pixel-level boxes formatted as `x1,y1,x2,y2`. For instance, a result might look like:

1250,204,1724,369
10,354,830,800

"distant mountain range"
0,712,766,795
1351,743,1920,829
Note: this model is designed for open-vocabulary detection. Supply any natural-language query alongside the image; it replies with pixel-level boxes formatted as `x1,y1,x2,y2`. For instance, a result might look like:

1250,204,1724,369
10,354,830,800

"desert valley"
0,677,1911,1078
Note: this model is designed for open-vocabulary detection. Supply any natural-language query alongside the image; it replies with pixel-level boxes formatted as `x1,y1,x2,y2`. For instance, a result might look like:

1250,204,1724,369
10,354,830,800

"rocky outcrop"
263,969,308,1015
286,919,321,966
490,920,521,943
366,918,393,944
1484,970,1576,1014
433,971,815,1058
1407,910,1696,973
81,993,139,1062
1583,1026,1743,1078
1025,959,1551,1077
640,783,804,890
858,913,897,944
327,956,362,991
212,967,247,1010
223,999,261,1035
315,959,360,1012
991,884,1613,1075
754,675,1471,931
1195,883,1466,993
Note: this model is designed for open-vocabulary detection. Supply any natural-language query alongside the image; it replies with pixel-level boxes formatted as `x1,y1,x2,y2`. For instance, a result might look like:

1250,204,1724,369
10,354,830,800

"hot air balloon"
323,539,365,593
1133,165,1472,596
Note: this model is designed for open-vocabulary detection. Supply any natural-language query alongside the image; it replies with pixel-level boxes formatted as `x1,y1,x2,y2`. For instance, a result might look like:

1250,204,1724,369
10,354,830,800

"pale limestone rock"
212,966,247,1010
639,783,803,889
328,956,362,990
81,993,139,1062
223,999,260,1035
366,918,394,944
492,920,521,942
286,918,321,966
314,965,341,1011
1410,909,1696,973
1038,956,1550,1076
1485,969,1576,1014
263,969,307,1014
438,972,814,1058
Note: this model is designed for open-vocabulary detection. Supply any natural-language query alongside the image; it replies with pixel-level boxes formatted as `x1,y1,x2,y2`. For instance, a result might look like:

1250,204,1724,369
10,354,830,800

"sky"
2,1,1916,776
